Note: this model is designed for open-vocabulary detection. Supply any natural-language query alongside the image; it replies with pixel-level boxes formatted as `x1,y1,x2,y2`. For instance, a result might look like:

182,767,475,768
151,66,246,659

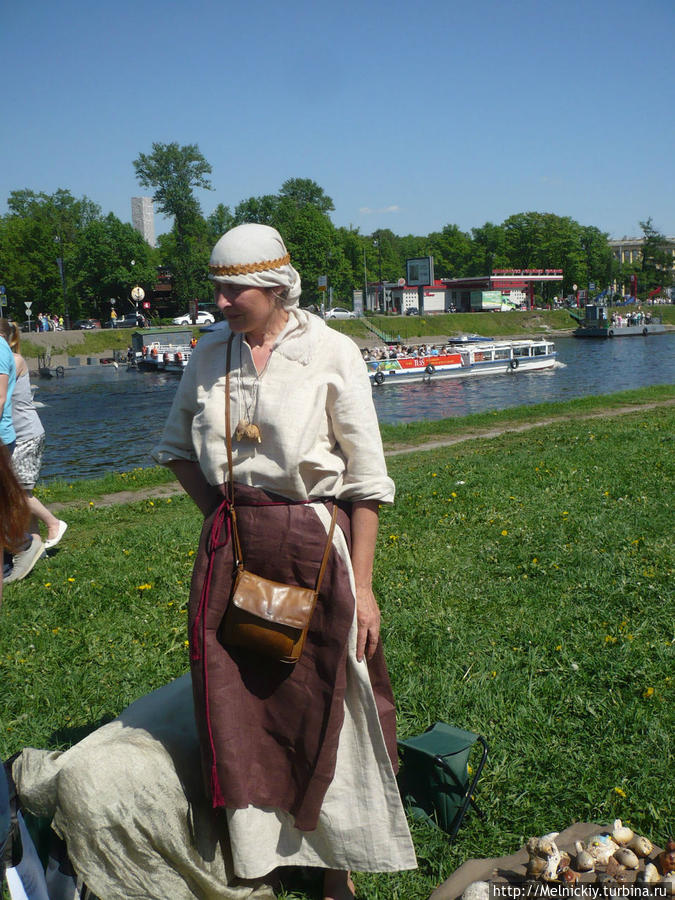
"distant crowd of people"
611,310,653,327
36,313,63,332
362,342,453,361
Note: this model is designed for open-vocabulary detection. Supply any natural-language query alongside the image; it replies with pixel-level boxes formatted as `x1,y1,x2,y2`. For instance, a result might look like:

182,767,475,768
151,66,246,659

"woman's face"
214,283,282,335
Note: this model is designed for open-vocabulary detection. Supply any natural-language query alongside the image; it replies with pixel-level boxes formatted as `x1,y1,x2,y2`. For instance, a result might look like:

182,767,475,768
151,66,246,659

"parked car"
405,307,419,316
73,318,101,330
324,307,356,320
172,311,215,326
107,313,148,328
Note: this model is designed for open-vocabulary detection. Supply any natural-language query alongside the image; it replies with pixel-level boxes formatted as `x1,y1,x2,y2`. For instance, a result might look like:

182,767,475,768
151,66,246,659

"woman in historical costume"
12,224,415,900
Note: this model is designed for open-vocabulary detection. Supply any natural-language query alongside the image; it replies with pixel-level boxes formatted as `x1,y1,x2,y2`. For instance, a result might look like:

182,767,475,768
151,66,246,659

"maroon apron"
188,483,398,832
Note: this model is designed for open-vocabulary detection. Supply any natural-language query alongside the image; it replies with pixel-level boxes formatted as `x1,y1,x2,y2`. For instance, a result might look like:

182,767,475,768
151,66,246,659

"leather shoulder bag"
218,335,338,665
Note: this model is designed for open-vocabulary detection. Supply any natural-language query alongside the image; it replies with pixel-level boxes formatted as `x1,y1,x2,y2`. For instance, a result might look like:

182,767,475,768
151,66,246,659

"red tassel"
210,763,226,807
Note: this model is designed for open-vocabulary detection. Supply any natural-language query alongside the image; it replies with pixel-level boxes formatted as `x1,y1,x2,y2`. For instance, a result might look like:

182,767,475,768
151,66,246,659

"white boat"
137,341,193,373
368,339,557,385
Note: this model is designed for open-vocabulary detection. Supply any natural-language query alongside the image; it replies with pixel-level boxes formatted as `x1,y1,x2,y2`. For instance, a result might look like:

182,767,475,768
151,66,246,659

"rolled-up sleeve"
150,352,199,466
328,342,395,505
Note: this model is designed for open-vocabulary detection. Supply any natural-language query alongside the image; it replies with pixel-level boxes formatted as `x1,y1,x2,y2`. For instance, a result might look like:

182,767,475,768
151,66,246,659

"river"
33,334,674,483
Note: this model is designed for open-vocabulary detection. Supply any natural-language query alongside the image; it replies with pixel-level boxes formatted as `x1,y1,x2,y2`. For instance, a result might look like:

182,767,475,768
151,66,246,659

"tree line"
0,141,671,324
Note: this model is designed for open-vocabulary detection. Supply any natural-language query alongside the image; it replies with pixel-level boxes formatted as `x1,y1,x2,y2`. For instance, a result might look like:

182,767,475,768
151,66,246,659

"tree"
71,214,158,320
206,204,235,243
427,224,472,278
469,222,507,276
0,189,102,320
232,194,279,226
133,143,212,302
639,218,673,294
278,178,335,214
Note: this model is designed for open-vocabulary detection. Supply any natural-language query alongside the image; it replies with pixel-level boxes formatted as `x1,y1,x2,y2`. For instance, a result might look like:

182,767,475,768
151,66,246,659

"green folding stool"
397,723,488,840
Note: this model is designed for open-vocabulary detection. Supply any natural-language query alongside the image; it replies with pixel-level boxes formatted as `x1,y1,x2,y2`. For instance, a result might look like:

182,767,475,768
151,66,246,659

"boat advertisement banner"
368,353,462,374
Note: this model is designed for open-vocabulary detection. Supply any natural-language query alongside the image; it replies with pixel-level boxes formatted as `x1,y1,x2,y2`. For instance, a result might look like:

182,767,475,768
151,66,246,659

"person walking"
1,329,45,584
0,320,67,559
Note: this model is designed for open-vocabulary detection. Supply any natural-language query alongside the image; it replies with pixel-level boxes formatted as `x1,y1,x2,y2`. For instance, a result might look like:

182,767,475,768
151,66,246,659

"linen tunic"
151,308,395,504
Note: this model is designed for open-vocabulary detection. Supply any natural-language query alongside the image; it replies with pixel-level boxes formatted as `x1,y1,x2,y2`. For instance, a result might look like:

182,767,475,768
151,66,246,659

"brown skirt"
188,484,398,832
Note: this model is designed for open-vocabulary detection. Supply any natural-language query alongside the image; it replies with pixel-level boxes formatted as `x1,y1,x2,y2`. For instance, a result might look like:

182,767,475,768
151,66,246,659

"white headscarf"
208,223,302,308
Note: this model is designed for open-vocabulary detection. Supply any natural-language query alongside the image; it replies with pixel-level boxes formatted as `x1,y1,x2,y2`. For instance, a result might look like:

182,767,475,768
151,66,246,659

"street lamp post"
373,238,383,311
54,235,70,329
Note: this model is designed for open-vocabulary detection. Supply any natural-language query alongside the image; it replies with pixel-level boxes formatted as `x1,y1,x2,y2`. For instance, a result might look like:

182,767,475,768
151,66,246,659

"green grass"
34,465,177,503
2,402,673,899
378,385,675,446
328,305,675,342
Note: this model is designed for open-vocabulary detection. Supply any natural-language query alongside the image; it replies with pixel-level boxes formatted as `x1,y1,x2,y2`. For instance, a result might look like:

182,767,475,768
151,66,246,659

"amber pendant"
235,419,262,443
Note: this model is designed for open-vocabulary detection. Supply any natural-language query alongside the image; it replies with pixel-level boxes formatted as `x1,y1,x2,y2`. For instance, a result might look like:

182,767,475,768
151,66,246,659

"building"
608,236,675,297
131,197,156,248
608,236,675,266
442,270,564,311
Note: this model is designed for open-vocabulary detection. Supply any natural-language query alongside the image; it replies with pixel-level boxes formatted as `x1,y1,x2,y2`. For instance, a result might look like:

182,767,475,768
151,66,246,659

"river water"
34,334,674,483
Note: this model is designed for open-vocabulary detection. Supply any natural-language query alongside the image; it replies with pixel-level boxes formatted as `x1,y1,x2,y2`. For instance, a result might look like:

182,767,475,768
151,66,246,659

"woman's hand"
350,499,382,662
355,584,381,662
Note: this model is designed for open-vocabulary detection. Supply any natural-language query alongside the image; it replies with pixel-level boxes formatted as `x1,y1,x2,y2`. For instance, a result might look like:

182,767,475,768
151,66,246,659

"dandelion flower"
501,529,508,536
137,583,153,591
613,787,627,798
44,582,51,588
67,577,75,583
643,687,654,699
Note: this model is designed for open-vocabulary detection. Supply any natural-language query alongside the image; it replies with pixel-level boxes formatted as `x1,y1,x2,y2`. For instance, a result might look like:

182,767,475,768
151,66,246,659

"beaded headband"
208,253,291,277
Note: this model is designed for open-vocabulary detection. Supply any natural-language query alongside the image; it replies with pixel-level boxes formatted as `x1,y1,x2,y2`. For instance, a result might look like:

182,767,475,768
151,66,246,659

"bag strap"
314,503,337,594
225,335,243,567
224,333,337,590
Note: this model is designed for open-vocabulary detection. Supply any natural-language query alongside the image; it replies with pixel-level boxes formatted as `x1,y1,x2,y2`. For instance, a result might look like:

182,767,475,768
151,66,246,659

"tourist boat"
368,339,556,385
571,304,666,338
137,342,192,373
132,328,194,373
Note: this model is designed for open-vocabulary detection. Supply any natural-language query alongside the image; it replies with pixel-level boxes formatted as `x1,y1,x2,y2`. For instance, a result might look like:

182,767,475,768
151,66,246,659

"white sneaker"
44,520,68,550
4,537,45,584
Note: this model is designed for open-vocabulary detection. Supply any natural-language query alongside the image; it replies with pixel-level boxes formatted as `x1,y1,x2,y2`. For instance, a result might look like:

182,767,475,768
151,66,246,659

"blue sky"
2,0,674,240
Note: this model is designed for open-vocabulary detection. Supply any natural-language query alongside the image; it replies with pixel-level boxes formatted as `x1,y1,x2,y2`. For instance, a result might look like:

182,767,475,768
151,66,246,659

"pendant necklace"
236,336,262,443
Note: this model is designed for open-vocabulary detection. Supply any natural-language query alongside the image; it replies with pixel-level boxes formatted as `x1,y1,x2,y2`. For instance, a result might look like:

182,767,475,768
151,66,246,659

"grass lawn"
1,400,673,899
